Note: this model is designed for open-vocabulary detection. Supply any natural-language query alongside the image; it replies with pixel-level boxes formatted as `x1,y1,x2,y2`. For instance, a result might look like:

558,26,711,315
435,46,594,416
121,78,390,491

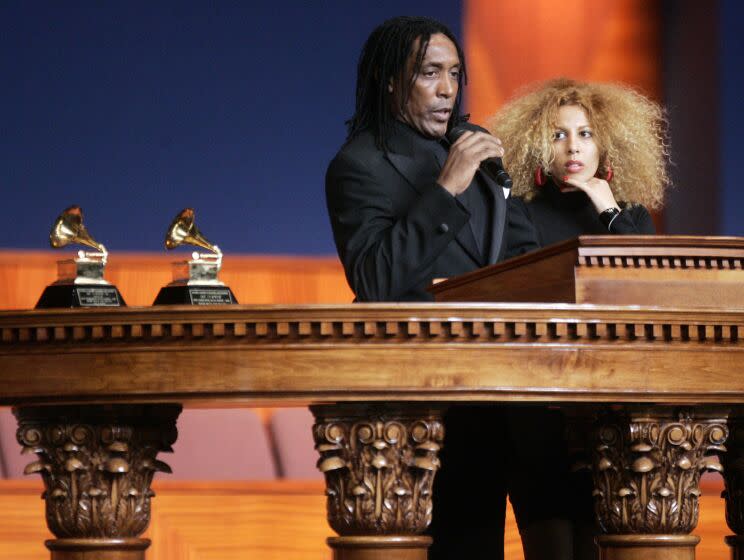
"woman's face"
548,104,600,187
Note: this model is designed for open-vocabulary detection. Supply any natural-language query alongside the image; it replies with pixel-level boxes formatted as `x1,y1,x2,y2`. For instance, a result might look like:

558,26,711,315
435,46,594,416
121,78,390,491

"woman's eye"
553,131,566,140
580,129,593,138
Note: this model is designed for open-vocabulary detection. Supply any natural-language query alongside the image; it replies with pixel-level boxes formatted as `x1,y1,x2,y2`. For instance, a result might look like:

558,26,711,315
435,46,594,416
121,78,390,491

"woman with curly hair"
488,78,670,248
478,80,671,560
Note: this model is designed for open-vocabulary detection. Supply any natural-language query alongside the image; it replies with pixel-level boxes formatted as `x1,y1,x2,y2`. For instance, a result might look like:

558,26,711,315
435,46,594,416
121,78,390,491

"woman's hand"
561,176,619,213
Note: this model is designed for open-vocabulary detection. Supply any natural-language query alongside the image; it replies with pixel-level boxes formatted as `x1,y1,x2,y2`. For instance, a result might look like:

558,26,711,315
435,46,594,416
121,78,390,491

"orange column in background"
464,0,661,124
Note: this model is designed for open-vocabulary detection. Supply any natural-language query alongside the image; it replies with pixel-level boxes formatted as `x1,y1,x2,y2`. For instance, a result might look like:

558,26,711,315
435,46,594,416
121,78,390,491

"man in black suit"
326,16,511,302
325,16,569,560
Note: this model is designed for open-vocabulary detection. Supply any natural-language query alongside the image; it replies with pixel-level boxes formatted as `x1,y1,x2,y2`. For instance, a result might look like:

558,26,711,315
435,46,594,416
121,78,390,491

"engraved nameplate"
189,288,233,305
75,286,121,307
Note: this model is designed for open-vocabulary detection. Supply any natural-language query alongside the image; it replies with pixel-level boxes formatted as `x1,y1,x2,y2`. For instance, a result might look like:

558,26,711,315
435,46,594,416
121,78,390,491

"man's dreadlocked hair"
346,16,467,151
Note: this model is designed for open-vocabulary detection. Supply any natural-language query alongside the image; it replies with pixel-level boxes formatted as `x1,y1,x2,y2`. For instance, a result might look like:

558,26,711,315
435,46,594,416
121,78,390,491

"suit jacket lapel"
454,214,483,266
484,172,507,265
384,124,484,267
385,151,435,196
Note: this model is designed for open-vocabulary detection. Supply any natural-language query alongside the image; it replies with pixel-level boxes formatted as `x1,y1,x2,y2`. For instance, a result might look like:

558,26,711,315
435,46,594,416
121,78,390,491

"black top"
506,180,655,257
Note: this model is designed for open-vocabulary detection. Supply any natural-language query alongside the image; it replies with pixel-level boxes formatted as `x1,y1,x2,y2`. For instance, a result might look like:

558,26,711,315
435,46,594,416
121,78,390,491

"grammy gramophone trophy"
152,208,238,305
35,206,126,308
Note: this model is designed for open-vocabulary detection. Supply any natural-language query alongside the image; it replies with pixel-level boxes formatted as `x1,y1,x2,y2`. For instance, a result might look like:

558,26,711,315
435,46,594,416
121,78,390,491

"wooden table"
1,304,743,560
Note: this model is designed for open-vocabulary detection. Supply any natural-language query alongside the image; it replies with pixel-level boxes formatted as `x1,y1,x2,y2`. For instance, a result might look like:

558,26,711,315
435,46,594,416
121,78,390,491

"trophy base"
152,285,238,305
35,284,126,309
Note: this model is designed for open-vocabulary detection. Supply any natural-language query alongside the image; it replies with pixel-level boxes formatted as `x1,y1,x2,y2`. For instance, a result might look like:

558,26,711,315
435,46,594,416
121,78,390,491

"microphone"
447,122,513,189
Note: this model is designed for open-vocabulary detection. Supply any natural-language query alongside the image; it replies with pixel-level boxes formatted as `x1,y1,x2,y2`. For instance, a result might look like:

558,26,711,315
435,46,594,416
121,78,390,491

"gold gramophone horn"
165,208,220,255
49,205,106,254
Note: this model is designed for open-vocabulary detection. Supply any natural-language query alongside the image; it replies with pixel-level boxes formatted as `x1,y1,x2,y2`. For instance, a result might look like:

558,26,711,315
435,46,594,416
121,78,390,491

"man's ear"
387,79,394,93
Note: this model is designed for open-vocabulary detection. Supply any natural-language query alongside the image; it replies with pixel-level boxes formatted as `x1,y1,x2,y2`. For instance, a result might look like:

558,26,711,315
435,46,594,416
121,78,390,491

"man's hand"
437,131,505,196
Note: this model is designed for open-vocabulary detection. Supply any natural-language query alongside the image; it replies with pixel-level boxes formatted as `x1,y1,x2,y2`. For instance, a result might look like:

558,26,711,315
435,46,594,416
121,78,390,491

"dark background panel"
661,0,720,235
720,0,744,236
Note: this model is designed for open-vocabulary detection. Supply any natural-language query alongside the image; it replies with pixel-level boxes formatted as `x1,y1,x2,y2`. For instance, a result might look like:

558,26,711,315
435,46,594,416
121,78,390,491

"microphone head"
447,121,489,144
447,122,513,189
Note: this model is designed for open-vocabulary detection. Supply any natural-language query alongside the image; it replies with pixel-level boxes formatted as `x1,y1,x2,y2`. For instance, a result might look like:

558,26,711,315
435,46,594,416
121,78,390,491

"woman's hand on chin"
561,176,619,213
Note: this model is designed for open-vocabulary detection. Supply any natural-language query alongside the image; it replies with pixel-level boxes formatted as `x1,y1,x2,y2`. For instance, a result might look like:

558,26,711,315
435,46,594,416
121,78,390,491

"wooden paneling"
0,251,353,310
0,479,729,560
146,481,331,560
0,480,329,560
431,236,744,308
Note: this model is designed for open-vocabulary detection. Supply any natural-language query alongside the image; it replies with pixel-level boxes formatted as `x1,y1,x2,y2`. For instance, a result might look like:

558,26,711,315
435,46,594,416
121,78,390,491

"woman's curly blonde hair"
487,78,671,210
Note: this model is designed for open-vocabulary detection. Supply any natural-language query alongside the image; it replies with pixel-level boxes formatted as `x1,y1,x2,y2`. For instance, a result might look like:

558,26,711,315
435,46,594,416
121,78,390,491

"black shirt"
397,120,495,263
506,180,655,256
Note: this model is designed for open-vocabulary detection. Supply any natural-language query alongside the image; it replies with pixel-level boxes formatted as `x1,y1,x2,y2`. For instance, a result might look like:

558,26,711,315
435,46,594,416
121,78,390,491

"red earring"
604,164,613,182
535,167,547,187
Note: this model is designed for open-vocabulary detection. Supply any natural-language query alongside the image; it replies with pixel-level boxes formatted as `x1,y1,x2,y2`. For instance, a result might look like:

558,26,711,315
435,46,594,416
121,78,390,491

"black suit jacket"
326,123,513,302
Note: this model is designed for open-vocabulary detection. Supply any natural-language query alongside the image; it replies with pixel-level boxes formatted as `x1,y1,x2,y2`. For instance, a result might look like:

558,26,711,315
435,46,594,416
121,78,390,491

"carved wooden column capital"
311,404,444,560
14,404,181,560
592,408,726,533
590,407,727,560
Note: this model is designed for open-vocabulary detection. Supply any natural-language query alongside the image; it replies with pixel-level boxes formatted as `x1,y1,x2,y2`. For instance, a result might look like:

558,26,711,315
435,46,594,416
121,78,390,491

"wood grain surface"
0,479,730,560
2,304,744,406
0,251,354,310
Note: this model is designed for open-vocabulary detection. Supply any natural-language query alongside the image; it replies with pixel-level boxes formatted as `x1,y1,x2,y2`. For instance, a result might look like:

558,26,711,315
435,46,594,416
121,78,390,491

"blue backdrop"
0,1,461,255
2,1,742,254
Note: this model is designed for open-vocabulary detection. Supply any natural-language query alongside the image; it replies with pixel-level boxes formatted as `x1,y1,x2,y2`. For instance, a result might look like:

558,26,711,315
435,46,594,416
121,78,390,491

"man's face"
394,33,461,139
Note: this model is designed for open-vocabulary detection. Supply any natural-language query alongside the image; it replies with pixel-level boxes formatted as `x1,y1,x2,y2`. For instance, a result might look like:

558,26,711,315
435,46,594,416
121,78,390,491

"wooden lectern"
431,235,744,560
2,236,744,560
430,235,744,307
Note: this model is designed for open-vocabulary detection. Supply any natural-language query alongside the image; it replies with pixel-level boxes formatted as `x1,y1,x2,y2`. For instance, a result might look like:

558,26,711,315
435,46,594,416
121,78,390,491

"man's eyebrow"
421,61,461,68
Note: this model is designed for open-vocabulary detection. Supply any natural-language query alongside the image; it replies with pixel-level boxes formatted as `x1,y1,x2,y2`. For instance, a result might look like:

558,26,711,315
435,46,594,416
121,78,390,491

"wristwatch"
599,207,621,231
